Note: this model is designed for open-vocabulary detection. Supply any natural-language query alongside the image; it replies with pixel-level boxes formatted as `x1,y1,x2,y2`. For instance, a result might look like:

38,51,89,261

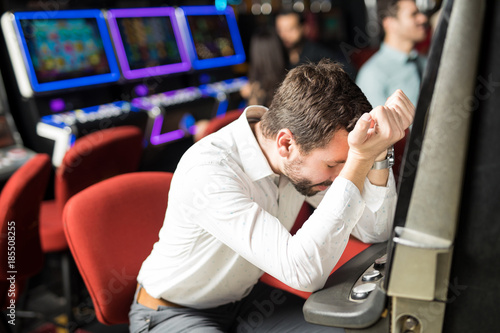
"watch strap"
371,146,395,170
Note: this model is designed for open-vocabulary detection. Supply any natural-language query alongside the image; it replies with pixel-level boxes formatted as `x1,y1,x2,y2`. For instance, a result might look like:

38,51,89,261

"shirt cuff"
363,168,397,213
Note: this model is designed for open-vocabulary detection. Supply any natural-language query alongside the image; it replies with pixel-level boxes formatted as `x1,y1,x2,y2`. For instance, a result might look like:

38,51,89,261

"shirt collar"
380,43,419,63
231,106,277,182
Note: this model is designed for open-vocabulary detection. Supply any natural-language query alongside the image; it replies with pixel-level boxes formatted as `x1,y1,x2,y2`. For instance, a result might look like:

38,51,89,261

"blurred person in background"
240,27,288,107
275,10,333,67
356,0,428,107
275,9,356,78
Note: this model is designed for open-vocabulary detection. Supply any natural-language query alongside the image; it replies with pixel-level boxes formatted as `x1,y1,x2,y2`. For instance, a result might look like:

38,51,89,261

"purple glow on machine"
107,7,191,79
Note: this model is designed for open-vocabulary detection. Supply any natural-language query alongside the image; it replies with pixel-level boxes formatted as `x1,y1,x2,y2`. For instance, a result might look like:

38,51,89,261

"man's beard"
283,158,332,197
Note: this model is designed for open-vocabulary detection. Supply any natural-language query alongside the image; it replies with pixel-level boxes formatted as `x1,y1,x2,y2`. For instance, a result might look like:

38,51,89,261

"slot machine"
105,6,248,170
1,9,149,166
123,5,248,147
177,5,248,113
302,0,500,331
106,6,208,150
0,69,35,182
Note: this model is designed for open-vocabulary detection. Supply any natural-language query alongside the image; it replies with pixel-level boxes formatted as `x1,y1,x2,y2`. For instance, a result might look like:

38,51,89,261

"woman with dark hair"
240,27,288,107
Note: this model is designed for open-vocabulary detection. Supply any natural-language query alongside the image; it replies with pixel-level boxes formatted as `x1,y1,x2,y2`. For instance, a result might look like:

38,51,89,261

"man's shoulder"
361,48,389,68
356,51,387,80
188,128,237,161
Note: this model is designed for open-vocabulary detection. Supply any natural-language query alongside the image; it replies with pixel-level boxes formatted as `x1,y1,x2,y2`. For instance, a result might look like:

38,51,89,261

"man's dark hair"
275,8,305,25
260,59,372,154
377,0,418,23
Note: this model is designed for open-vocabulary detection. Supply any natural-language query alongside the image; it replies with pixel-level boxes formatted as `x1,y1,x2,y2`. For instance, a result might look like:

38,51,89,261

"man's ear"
383,16,397,33
276,129,295,158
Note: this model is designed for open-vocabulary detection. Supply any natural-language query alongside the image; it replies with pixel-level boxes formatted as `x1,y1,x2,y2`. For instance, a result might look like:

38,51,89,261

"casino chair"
63,172,172,325
0,154,51,331
194,109,243,142
38,126,144,325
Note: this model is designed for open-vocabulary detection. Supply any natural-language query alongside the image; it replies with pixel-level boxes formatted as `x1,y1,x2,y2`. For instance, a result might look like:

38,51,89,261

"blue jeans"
129,282,344,333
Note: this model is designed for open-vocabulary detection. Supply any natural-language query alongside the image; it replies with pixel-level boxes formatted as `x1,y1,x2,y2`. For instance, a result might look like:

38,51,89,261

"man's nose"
418,13,429,24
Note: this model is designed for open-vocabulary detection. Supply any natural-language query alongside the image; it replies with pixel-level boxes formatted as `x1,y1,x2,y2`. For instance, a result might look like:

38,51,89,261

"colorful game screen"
13,10,120,93
107,8,191,80
179,6,245,70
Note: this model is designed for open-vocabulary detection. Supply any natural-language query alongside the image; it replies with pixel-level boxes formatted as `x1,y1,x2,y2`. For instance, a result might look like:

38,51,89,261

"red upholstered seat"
40,126,144,253
0,154,51,308
37,126,143,328
195,109,243,142
63,172,172,325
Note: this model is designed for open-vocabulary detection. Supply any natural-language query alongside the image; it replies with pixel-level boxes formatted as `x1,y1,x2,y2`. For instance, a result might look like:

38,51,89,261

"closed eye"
327,162,345,169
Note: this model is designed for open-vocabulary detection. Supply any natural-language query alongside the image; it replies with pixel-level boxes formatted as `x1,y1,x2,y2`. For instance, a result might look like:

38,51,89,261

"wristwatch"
371,146,395,170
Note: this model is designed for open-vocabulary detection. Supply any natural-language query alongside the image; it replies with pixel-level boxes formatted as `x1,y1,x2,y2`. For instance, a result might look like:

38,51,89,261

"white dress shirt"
137,106,397,309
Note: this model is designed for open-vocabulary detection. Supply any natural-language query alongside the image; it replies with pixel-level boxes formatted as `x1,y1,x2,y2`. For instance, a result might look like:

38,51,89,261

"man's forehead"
277,14,300,25
306,129,349,158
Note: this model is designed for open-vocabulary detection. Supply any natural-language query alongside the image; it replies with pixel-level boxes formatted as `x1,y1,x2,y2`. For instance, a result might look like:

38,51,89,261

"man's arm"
178,164,368,292
332,90,413,243
340,89,414,192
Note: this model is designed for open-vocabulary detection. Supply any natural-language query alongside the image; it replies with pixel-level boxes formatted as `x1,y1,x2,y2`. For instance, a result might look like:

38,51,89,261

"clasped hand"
348,89,415,162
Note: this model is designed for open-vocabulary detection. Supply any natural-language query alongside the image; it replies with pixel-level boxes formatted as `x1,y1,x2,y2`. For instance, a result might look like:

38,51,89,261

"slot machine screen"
179,6,245,70
10,10,120,94
107,8,191,80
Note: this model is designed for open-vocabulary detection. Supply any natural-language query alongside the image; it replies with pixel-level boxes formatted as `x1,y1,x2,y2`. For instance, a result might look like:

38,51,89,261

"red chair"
0,154,51,327
194,109,243,142
40,126,144,254
63,172,172,325
38,126,144,325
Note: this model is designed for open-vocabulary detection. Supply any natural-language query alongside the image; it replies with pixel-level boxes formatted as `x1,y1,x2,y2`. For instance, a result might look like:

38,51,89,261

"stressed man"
130,60,414,332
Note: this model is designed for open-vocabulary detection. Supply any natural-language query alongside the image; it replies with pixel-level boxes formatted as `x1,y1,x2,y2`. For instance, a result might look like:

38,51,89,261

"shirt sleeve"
350,169,398,243
307,169,397,244
175,163,378,292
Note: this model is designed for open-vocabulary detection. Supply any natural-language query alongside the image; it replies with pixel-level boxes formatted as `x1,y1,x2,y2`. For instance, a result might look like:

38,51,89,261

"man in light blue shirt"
356,0,428,107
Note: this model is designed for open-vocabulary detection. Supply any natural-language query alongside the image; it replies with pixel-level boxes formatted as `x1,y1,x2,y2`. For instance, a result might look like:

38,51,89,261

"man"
356,0,428,107
129,60,414,332
275,10,355,78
